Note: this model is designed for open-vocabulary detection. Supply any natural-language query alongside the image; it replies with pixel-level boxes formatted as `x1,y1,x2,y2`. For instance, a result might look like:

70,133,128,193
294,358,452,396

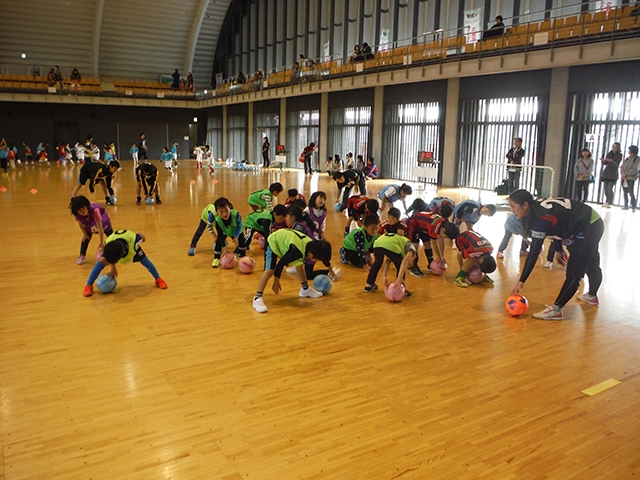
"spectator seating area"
1,5,637,100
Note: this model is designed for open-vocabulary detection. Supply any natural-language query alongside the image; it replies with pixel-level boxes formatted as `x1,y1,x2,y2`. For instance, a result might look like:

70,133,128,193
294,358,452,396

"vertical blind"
286,110,319,169
228,114,247,162
457,96,548,191
206,113,223,158
565,91,640,205
381,102,443,181
327,106,372,165
253,112,280,166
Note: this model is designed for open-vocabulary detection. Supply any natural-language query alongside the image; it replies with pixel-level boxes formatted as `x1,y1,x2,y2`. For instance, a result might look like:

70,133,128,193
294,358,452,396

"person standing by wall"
600,142,622,208
574,148,594,203
506,137,525,193
620,145,640,212
301,142,316,175
138,133,148,161
262,137,270,168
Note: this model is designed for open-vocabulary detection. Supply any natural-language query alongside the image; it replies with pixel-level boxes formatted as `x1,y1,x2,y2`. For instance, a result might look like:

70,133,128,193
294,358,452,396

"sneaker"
286,266,297,274
156,198,163,205
543,261,553,269
520,250,529,257
83,285,93,297
339,247,348,265
404,290,413,298
497,251,504,259
253,296,268,313
136,197,141,205
212,258,220,268
533,305,564,320
364,283,378,293
454,276,468,288
577,293,599,306
410,266,426,278
481,274,494,285
332,268,341,280
77,255,86,265
155,278,168,289
299,287,323,298
622,206,629,211
105,198,115,206
188,247,196,256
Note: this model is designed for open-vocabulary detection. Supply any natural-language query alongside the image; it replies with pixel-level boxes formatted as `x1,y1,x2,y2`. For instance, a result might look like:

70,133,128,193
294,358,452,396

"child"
70,195,113,265
0,139,8,175
304,191,328,239
454,199,497,231
90,143,100,162
188,203,217,255
356,154,365,170
135,161,163,205
428,196,455,218
325,156,335,175
332,170,367,210
65,143,74,165
161,147,173,174
23,142,33,165
339,214,380,270
252,229,331,313
36,143,49,164
82,229,168,297
205,146,215,175
344,152,354,170
497,214,529,259
57,143,67,166
247,182,284,211
363,157,378,179
364,233,417,296
287,205,320,239
451,229,497,287
242,205,288,248
407,207,460,277
378,183,412,214
344,195,379,237
74,142,85,165
210,197,248,267
130,143,139,166
109,142,117,161
284,188,306,207
7,142,18,169
171,142,178,169
194,144,203,169
378,207,408,236
103,145,114,163
71,160,121,205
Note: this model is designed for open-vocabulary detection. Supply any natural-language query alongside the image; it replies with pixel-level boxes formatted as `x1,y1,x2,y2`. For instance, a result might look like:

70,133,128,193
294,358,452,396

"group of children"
192,144,216,174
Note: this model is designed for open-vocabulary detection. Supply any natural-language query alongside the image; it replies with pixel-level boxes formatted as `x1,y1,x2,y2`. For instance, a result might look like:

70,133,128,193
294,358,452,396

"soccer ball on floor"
505,295,529,316
313,274,332,294
385,283,405,302
145,197,154,205
96,274,117,294
238,256,256,273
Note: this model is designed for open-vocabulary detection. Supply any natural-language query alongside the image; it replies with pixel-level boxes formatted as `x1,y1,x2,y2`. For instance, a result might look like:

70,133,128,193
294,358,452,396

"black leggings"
554,218,604,307
80,228,114,255
262,152,270,167
366,247,403,285
622,179,636,209
574,180,590,203
345,248,364,267
190,220,208,248
304,262,328,280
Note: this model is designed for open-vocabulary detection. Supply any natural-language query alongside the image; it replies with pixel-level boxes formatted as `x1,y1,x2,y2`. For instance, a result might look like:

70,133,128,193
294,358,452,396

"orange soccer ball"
505,295,529,316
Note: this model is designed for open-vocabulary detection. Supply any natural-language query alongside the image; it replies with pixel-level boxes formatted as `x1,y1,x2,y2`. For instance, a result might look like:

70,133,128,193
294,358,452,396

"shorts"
264,246,279,271
410,230,434,245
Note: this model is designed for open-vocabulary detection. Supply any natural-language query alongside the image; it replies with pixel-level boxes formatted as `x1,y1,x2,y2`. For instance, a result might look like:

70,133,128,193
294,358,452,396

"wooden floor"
1,162,639,480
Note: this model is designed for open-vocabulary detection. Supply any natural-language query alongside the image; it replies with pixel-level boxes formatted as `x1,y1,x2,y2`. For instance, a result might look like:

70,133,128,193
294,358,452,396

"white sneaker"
543,261,553,269
332,268,341,280
299,287,323,298
252,296,268,313
533,305,564,320
76,255,86,265
286,266,297,274
577,294,599,306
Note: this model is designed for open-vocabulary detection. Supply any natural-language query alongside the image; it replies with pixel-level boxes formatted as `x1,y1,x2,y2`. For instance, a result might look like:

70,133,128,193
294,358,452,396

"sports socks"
301,282,309,290
140,257,160,279
86,262,107,285
255,291,263,298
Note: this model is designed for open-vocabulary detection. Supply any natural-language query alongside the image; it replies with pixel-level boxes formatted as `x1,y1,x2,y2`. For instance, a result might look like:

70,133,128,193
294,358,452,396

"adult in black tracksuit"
506,138,525,193
138,133,148,161
508,189,604,320
332,170,367,211
301,142,316,174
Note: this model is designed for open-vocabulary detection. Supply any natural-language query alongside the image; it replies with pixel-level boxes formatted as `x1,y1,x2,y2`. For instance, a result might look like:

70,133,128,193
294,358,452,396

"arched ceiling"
0,0,232,87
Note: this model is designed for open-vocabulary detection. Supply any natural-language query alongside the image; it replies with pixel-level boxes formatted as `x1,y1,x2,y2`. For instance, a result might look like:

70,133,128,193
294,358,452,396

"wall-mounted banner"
464,8,483,44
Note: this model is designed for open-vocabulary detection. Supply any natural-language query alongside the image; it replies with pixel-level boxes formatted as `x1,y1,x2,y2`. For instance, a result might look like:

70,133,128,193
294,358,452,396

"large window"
286,110,319,169
457,96,547,190
228,114,247,162
328,106,372,163
206,112,222,158
382,102,443,181
254,112,279,166
565,91,640,204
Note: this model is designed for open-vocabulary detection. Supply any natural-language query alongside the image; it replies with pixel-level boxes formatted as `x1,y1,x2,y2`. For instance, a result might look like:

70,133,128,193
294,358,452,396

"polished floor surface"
1,162,639,479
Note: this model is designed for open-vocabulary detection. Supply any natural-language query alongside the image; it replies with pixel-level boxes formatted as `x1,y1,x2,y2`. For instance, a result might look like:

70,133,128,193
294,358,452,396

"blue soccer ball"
313,274,332,294
334,202,343,212
96,274,117,294
145,197,154,205
108,195,117,205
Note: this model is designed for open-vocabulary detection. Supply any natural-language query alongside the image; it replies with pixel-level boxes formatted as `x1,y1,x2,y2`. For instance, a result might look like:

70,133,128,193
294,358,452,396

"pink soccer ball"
220,253,237,269
429,259,447,276
255,234,266,249
238,256,256,274
385,283,406,302
467,265,484,284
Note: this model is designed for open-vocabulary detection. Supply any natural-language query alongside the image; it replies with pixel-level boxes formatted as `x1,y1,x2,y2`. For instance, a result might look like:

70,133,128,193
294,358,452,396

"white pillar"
544,67,570,197
319,92,329,170
372,86,384,170
279,97,287,148
442,77,460,187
